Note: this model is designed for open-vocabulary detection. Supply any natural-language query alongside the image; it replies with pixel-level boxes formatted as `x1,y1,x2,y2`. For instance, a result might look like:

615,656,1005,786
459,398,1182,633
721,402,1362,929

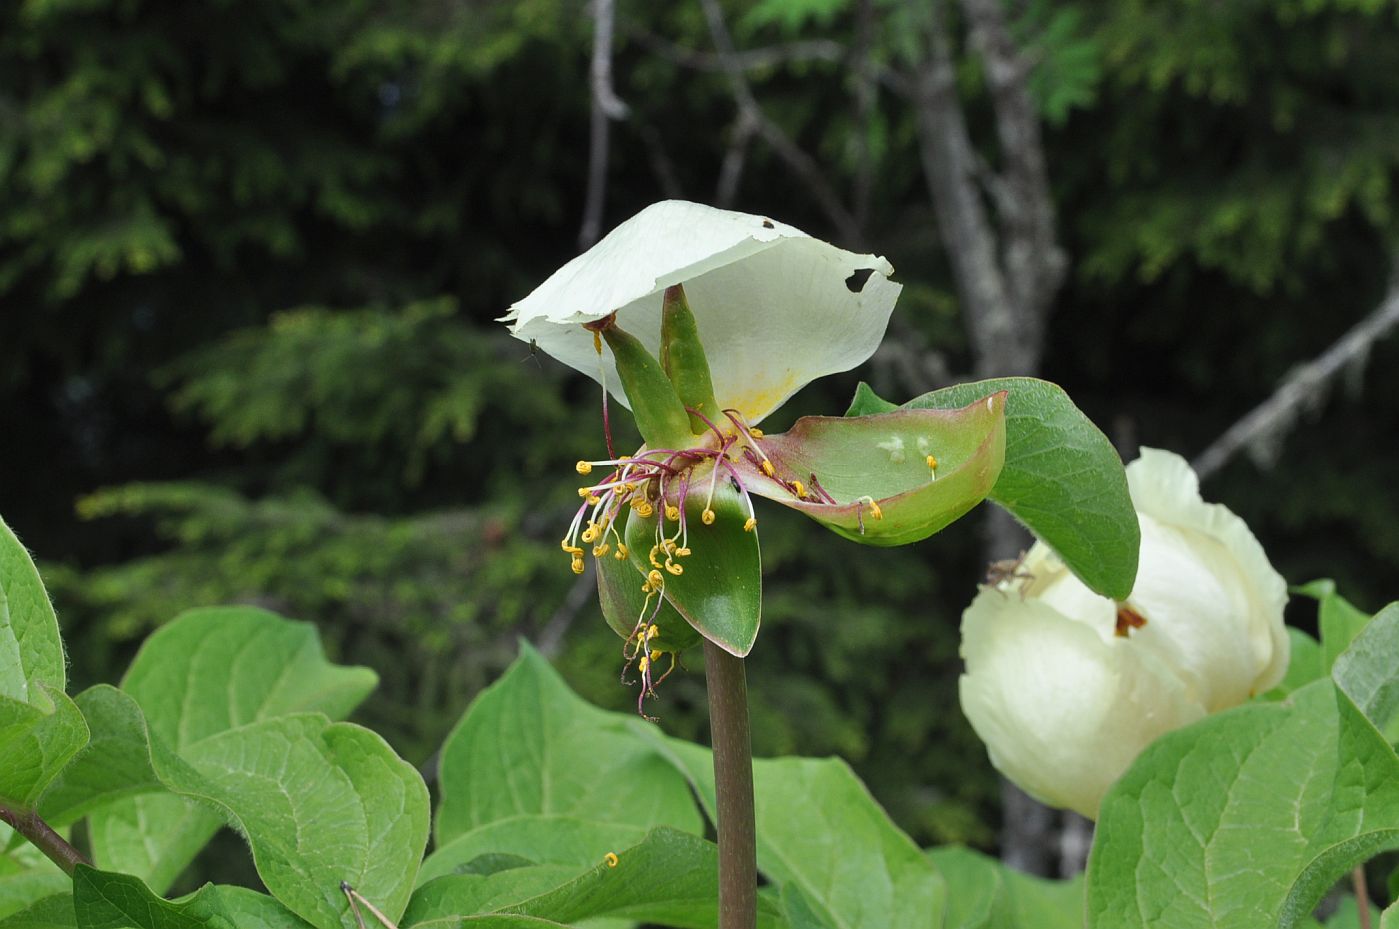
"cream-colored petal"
959,590,1206,819
1126,448,1290,695
503,201,899,425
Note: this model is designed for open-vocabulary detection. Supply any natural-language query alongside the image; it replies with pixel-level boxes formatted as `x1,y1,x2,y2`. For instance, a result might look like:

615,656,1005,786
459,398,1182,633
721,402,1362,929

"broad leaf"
88,606,378,895
0,872,69,921
1333,603,1399,739
928,846,1082,929
1087,681,1399,928
502,828,784,929
1296,580,1373,673
420,818,649,887
0,518,88,807
746,395,1007,547
0,516,65,698
638,732,946,929
71,867,232,929
0,892,74,929
850,378,1138,599
433,645,702,846
406,867,583,925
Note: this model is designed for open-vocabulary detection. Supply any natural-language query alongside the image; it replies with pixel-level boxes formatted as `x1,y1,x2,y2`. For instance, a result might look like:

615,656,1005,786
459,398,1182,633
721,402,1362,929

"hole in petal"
845,268,876,293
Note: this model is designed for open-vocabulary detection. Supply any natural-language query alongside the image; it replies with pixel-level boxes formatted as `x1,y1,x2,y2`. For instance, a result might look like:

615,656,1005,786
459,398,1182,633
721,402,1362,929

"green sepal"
600,324,693,450
623,485,761,657
743,393,1007,546
595,550,701,655
659,285,719,435
850,377,1139,599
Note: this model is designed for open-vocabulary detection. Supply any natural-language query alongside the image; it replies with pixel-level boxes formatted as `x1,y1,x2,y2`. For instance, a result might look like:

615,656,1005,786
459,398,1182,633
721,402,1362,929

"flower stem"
0,803,88,876
703,639,757,929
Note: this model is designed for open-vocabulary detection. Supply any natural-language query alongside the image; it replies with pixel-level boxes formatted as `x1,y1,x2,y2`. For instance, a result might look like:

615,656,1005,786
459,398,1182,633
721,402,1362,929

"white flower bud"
958,447,1289,819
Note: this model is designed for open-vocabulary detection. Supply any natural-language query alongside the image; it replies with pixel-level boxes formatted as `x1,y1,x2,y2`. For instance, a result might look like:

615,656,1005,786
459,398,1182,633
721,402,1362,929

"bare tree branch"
960,0,1067,332
536,558,598,658
698,0,860,243
1193,271,1399,480
716,112,757,207
630,30,845,73
579,0,629,249
910,1,1020,377
851,0,878,232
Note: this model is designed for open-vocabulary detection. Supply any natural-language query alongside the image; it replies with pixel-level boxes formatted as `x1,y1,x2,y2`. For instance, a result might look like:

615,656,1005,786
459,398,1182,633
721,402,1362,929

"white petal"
502,201,900,425
959,590,1206,819
1126,448,1290,697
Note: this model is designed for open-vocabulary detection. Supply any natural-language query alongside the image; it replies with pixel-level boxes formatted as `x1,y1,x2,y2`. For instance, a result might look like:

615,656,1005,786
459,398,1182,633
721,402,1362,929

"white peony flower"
958,447,1289,819
501,199,902,426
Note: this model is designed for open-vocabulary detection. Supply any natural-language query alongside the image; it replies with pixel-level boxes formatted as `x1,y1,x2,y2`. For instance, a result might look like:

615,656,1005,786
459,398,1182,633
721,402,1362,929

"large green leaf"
411,829,784,929
433,644,702,847
623,485,762,657
927,846,1082,929
0,516,65,698
849,378,1138,599
1296,580,1377,674
71,867,233,929
748,395,1006,547
1086,680,1399,928
419,818,650,887
501,828,783,929
87,606,378,895
0,518,88,807
1333,603,1399,740
0,892,74,929
637,732,945,929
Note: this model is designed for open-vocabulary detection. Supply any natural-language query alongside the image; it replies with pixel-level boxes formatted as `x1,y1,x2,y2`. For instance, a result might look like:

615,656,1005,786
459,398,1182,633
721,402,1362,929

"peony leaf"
433,645,702,847
1087,680,1399,928
746,394,1006,547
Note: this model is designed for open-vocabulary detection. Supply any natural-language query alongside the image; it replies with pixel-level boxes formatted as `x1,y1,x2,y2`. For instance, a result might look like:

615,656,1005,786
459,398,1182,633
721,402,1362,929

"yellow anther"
604,852,619,868
570,556,585,575
749,427,764,438
576,460,593,475
593,331,603,354
638,655,650,673
593,543,611,557
581,526,598,544
701,508,716,525
649,649,664,661
614,549,628,560
791,480,806,498
616,543,629,558
618,455,631,461
646,624,660,640
666,562,684,576
743,517,757,532
675,546,692,557
578,487,592,498
634,501,654,518
760,460,775,477
926,454,938,470
586,494,601,505
665,505,680,521
561,539,580,553
647,569,665,587
867,499,884,520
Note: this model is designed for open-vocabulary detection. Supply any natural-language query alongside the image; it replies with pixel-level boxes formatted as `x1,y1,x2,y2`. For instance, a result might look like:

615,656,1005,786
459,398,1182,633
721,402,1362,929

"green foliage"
433,645,702,847
928,846,1083,929
1087,601,1399,928
850,378,1140,600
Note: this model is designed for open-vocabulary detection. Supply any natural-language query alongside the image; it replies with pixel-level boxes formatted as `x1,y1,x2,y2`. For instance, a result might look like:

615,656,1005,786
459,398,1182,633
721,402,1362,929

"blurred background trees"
3,0,1398,878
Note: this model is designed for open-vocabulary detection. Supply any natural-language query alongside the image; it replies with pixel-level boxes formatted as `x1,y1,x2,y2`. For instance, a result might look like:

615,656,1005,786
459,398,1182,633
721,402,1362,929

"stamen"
576,461,593,475
926,454,938,480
